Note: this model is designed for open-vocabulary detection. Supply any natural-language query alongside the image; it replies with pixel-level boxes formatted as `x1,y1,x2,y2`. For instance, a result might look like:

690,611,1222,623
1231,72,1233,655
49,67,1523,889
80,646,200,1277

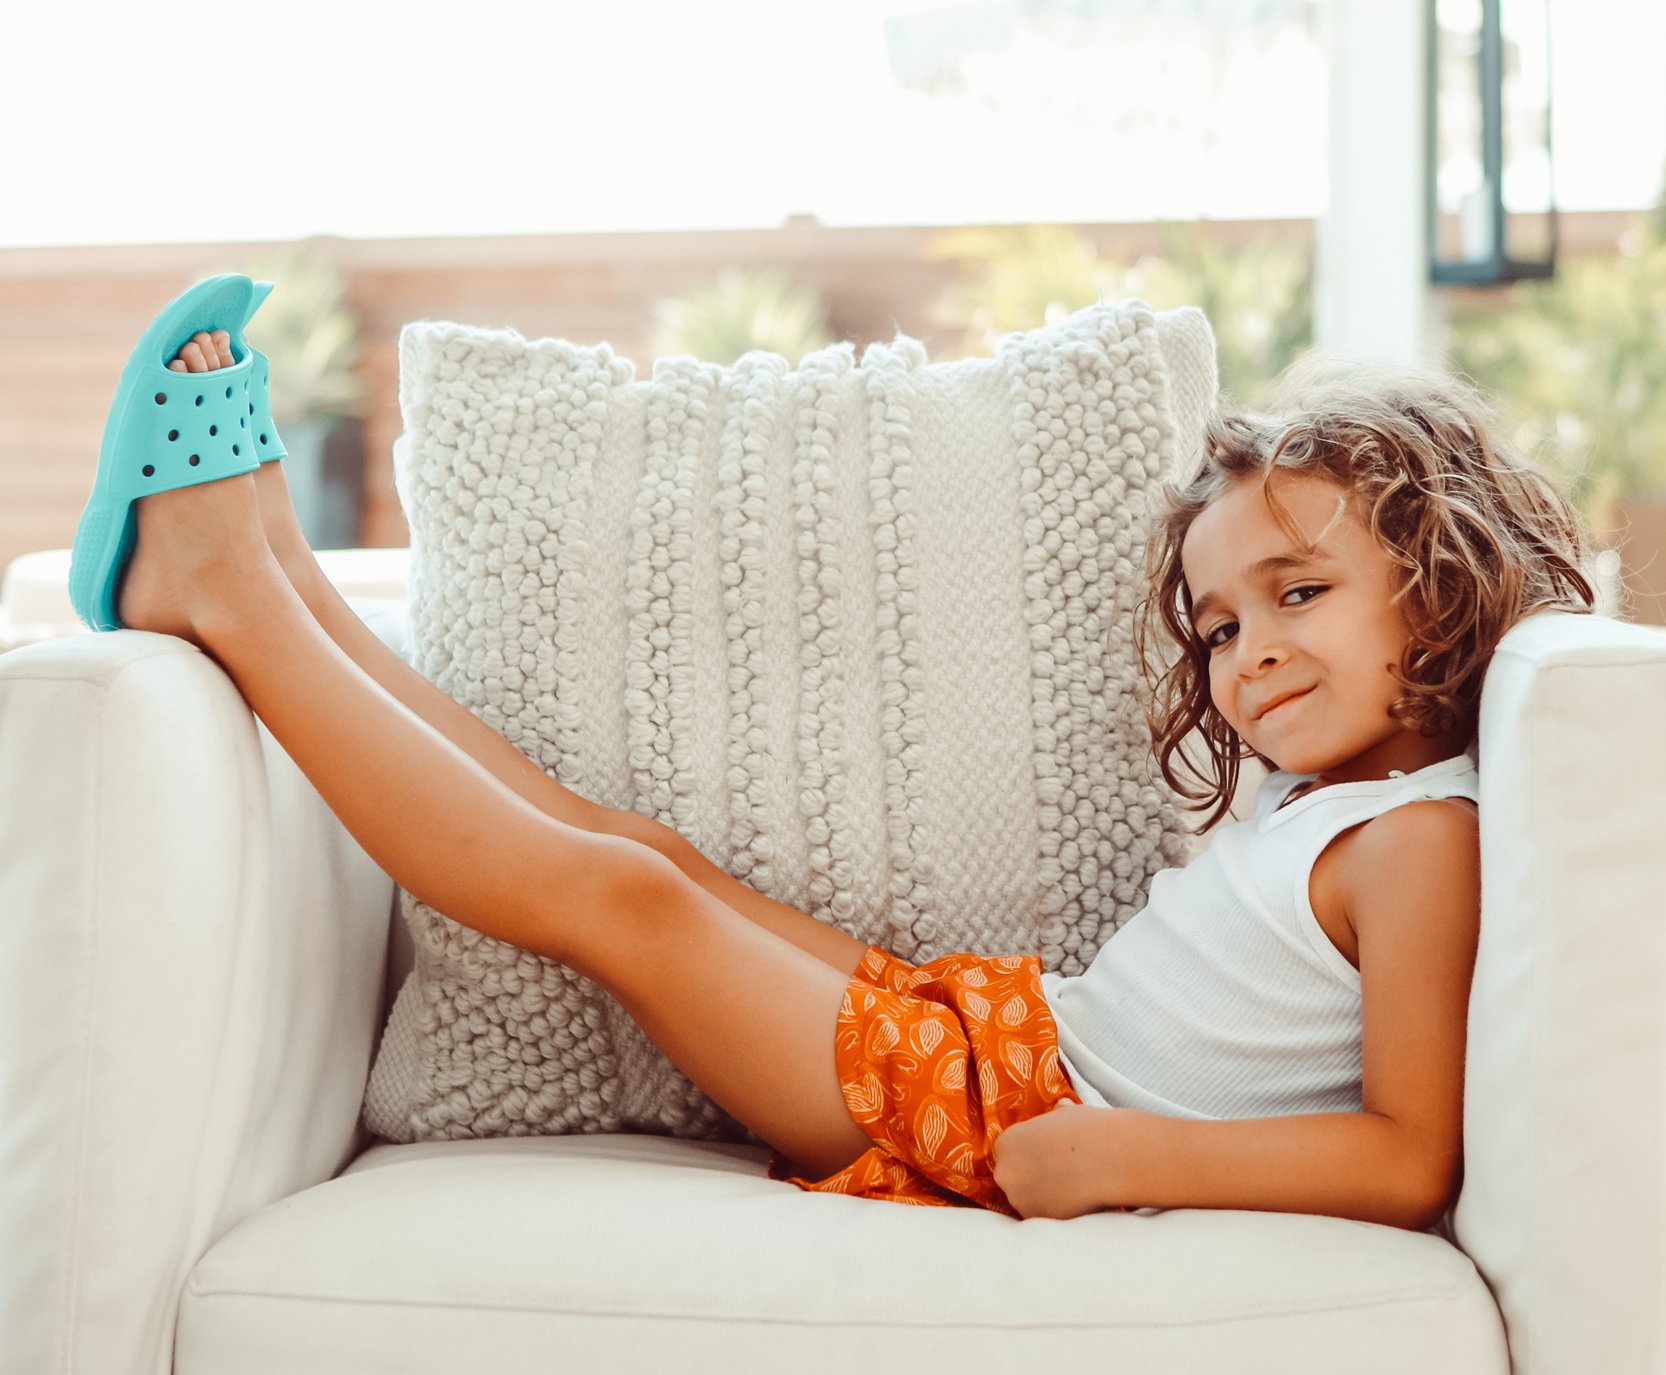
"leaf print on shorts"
912,1017,946,1058
843,1071,888,1121
917,1100,952,1158
977,1055,1000,1105
866,1016,901,1059
934,1049,967,1093
1038,1043,1065,1095
1000,1036,1034,1082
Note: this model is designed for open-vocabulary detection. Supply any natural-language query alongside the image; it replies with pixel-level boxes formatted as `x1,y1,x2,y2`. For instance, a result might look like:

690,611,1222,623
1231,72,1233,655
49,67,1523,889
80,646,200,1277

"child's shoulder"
1338,792,1481,909
1312,791,1480,972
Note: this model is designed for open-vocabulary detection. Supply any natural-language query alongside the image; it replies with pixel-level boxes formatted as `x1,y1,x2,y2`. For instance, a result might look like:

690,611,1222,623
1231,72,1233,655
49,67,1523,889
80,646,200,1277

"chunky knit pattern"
362,301,1218,1144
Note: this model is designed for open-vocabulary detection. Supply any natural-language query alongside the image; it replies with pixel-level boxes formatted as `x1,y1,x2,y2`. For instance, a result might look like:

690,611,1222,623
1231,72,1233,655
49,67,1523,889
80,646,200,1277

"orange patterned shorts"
769,944,1080,1217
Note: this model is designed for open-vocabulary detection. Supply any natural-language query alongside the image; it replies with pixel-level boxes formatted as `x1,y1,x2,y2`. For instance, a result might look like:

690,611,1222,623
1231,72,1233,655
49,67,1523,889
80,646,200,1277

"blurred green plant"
238,243,366,429
926,223,1116,347
1446,209,1666,531
1127,225,1313,410
926,222,1312,408
650,268,833,366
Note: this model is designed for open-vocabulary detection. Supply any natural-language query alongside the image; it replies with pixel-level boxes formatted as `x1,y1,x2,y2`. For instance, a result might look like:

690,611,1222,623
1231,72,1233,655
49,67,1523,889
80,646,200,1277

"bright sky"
0,0,1659,249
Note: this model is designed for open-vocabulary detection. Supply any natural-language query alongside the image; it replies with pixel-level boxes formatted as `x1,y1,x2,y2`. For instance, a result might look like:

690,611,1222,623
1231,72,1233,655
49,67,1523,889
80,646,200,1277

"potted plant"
239,242,367,548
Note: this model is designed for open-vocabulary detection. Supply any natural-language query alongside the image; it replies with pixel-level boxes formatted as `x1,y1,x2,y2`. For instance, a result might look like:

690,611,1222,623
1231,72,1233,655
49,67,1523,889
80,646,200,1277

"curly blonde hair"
1134,360,1598,833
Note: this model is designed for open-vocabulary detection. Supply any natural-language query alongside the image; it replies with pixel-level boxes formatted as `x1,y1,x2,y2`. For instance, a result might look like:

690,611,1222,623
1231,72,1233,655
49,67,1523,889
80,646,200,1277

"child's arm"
995,799,1481,1228
993,1101,1441,1226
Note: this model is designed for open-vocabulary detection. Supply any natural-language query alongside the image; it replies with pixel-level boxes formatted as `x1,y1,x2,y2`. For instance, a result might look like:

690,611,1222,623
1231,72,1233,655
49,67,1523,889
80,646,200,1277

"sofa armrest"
1456,610,1666,1375
0,629,395,1375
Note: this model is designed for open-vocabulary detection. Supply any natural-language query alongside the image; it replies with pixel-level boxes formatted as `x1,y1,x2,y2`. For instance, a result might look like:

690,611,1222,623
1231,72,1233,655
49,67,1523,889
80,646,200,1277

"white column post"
1316,0,1447,366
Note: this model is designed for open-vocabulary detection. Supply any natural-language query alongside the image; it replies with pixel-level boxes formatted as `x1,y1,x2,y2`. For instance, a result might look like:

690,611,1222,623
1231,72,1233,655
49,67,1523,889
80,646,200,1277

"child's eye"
1199,586,1327,652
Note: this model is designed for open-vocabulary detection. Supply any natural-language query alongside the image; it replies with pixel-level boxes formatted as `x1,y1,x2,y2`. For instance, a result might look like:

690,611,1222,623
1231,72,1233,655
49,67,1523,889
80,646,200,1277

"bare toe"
168,359,188,373
191,332,223,370
176,341,205,372
210,329,233,367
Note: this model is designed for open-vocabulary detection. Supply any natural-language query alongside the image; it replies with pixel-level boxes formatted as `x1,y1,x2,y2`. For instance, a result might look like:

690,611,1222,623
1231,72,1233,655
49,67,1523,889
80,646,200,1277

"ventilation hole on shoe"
209,425,218,436
189,455,201,467
248,403,254,415
225,386,233,399
142,464,155,477
239,417,246,428
154,392,166,405
259,434,268,445
195,395,204,407
167,430,179,441
233,445,240,455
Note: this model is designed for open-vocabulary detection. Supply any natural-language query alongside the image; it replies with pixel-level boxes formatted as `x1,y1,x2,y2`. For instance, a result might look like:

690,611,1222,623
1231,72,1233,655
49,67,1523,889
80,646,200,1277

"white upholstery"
0,546,413,652
0,623,395,1374
177,1136,1504,1371
2,586,1662,1375
1455,610,1666,1372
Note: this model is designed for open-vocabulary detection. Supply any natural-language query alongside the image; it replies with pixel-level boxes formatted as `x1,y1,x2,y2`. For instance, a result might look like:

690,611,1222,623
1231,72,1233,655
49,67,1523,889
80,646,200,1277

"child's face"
1180,472,1459,784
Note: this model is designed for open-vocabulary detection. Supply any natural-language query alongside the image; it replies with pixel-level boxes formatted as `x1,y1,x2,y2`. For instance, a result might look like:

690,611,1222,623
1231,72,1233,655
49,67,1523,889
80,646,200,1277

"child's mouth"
1260,687,1313,718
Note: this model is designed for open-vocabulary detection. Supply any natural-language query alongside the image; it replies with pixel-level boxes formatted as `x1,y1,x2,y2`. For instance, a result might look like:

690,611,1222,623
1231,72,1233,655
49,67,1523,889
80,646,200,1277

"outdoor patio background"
0,209,1643,587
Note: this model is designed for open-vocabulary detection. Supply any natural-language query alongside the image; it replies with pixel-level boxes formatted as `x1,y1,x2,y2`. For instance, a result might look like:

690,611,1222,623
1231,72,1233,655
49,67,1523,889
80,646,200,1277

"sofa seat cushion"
176,1137,1508,1373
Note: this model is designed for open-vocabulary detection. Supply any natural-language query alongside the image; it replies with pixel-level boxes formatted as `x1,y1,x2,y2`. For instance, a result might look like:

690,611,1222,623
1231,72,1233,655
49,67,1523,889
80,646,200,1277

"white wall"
1315,0,1449,367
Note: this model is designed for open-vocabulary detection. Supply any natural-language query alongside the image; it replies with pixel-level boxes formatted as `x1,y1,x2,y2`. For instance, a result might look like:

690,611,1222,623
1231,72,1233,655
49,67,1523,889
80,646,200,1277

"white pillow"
363,301,1218,1143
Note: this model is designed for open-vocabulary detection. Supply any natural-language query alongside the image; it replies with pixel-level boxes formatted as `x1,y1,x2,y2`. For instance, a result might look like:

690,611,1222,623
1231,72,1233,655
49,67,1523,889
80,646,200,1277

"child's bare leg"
169,331,865,979
115,471,872,1178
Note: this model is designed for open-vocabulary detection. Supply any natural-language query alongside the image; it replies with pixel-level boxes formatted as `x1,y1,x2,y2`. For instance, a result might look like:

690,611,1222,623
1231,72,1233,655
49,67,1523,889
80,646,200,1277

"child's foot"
114,471,267,643
112,330,290,640
167,329,322,589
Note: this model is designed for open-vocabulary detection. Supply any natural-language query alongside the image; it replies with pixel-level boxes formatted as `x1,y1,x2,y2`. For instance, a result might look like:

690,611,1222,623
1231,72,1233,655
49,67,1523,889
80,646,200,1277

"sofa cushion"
175,1137,1508,1374
364,302,1218,1144
1454,609,1666,1375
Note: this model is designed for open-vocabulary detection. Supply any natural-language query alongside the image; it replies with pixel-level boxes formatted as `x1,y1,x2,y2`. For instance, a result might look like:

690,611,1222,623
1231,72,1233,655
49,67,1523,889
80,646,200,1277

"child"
80,307,1595,1230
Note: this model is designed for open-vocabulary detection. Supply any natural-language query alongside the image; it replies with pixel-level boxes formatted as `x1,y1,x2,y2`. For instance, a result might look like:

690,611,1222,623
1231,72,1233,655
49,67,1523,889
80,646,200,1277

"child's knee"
589,831,688,929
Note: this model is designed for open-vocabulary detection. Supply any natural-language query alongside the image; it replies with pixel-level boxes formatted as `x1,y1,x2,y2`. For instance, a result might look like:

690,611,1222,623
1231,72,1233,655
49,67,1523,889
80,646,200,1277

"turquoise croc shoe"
243,279,288,465
69,273,282,632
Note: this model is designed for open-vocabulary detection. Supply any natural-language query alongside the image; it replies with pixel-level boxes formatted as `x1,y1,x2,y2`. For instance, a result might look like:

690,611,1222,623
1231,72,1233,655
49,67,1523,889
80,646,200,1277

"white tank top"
1040,751,1481,1120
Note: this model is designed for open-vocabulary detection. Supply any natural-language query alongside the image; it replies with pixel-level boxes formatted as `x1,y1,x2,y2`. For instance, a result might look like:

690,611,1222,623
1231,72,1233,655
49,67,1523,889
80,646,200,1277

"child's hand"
991,1100,1135,1220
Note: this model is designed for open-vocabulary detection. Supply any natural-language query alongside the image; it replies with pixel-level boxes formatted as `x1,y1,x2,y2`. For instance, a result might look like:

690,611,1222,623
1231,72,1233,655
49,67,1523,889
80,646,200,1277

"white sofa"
2,559,1663,1375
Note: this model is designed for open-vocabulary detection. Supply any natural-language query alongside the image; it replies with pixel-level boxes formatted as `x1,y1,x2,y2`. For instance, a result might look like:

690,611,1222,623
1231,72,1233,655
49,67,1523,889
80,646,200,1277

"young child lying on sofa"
70,277,1596,1228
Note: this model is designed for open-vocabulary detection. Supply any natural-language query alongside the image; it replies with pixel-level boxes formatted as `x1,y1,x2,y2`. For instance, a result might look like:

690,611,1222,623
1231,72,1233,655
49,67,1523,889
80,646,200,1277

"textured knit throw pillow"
362,300,1218,1144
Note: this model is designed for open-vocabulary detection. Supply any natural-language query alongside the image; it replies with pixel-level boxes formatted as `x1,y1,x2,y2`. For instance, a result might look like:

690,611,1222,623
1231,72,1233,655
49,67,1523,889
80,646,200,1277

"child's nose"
1234,618,1289,673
